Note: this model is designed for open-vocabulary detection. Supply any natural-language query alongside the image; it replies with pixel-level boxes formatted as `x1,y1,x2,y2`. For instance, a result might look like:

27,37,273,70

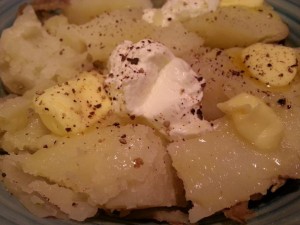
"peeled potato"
64,0,153,24
0,154,98,221
168,117,300,223
183,5,289,48
45,9,204,62
21,124,184,210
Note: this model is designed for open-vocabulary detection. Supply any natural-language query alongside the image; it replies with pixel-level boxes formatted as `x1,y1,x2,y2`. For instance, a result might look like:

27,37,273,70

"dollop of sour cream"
105,39,212,138
143,0,220,27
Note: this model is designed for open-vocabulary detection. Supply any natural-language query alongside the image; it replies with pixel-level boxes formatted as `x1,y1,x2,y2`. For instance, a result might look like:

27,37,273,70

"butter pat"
143,0,219,27
242,43,298,87
217,93,284,152
34,71,111,136
220,0,263,8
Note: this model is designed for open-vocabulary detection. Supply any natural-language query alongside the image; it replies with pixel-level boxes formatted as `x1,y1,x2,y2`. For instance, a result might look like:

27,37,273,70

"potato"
148,22,204,57
44,15,87,53
186,47,300,121
45,9,204,63
0,155,98,221
46,9,155,62
64,0,153,24
183,5,289,48
168,117,300,223
0,112,54,154
0,6,91,94
0,95,30,132
20,124,184,211
169,45,300,222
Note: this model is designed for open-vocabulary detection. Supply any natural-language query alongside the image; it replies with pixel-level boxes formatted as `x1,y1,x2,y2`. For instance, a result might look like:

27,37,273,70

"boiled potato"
0,6,91,94
0,95,30,132
148,22,204,57
183,5,288,48
168,117,300,223
45,9,203,63
64,0,153,24
186,47,300,121
46,9,154,62
21,124,184,210
0,155,98,221
0,112,54,154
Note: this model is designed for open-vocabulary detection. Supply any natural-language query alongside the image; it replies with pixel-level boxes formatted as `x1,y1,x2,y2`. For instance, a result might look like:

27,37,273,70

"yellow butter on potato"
242,43,298,87
33,71,111,136
217,93,284,152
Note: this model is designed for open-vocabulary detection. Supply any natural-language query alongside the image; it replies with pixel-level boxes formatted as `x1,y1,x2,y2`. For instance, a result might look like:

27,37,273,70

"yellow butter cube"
33,71,111,136
217,93,284,152
242,43,298,87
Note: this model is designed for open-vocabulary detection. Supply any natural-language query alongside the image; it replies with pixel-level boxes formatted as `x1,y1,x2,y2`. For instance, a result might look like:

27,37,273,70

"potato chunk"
0,6,90,94
168,118,300,223
64,0,153,24
45,9,204,63
20,124,184,210
0,154,98,221
183,5,288,48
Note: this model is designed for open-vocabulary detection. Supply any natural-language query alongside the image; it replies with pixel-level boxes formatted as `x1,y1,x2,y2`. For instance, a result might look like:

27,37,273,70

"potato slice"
168,117,300,223
0,154,97,221
0,95,31,132
186,47,300,122
183,5,288,48
64,0,153,24
45,9,204,63
21,124,184,209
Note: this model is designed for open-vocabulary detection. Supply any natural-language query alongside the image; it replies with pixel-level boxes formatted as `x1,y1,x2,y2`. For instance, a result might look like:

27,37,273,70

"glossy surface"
0,0,299,224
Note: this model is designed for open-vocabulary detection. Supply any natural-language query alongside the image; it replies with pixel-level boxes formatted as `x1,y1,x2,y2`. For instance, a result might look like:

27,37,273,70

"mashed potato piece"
0,6,91,94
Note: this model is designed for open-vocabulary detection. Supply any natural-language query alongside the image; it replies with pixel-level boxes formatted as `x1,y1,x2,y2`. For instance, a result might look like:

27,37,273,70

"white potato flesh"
20,124,184,209
186,47,300,121
0,155,98,221
64,0,153,24
0,95,31,132
0,6,91,94
168,117,300,223
183,5,288,48
45,9,204,63
148,22,204,57
0,111,62,154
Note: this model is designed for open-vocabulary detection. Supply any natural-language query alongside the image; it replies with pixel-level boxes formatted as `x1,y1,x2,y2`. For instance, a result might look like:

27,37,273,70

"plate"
0,1,299,225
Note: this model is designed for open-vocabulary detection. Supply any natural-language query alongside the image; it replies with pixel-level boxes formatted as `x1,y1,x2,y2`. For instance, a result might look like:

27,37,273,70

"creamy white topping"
143,0,220,27
106,39,212,138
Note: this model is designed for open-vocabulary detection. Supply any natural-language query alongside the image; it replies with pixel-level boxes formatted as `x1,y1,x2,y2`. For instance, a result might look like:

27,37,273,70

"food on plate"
0,0,299,224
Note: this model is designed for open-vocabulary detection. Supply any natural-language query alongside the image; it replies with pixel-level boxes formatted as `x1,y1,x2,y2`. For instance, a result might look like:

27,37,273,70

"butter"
218,93,284,152
34,71,111,136
242,43,298,87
